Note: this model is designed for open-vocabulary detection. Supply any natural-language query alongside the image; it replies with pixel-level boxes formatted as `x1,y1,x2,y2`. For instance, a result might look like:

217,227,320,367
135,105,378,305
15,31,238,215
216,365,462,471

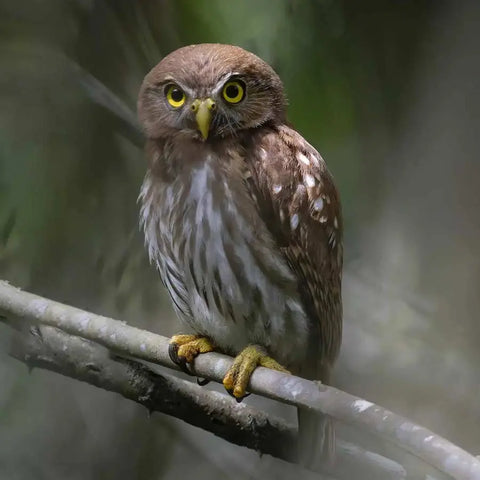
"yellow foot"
168,334,215,374
223,345,290,400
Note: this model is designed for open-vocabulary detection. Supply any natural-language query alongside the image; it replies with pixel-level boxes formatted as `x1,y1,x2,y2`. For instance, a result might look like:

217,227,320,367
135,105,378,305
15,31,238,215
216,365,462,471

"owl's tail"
297,407,336,469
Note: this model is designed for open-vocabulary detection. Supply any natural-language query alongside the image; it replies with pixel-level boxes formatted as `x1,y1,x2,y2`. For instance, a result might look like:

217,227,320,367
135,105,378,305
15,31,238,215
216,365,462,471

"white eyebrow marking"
162,78,196,99
212,72,237,94
297,152,310,166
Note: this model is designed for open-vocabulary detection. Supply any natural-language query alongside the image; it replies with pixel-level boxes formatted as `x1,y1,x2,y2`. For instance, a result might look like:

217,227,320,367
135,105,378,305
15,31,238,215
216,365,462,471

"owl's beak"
192,98,215,140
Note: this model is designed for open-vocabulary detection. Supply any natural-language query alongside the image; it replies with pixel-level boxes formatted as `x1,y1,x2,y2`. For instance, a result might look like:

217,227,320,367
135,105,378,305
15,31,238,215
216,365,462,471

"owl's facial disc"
138,44,288,140
191,98,216,140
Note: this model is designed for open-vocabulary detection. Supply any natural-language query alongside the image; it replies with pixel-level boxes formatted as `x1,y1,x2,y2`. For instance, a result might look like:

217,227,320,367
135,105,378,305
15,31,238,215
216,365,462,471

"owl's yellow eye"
222,81,245,104
166,85,186,108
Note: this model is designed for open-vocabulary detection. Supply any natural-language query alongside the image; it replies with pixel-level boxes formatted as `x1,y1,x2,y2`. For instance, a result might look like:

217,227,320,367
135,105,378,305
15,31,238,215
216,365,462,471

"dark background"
1,1,479,479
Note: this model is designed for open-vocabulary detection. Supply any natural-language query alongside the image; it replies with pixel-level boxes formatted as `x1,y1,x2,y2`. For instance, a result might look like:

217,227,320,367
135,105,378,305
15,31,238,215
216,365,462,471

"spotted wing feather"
245,125,343,380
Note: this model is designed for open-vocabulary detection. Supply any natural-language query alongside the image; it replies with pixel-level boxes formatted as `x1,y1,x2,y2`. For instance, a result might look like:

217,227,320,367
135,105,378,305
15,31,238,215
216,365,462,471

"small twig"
0,280,479,480
66,60,144,148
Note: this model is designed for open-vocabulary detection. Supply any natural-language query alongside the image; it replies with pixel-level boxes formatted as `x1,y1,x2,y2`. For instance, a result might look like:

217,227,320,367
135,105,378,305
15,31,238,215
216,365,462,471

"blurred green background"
1,1,479,479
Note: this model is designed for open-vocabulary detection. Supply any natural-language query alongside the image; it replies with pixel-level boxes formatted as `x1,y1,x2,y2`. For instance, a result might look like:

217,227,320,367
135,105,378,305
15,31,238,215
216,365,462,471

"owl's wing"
245,125,343,379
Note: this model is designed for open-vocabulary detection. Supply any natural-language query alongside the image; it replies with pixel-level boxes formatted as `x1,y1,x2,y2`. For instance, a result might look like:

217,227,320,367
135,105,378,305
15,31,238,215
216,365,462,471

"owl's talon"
168,342,191,374
169,342,193,375
168,342,179,364
168,335,214,375
180,359,194,375
196,377,210,386
235,392,251,403
224,387,250,403
224,387,247,402
222,344,290,400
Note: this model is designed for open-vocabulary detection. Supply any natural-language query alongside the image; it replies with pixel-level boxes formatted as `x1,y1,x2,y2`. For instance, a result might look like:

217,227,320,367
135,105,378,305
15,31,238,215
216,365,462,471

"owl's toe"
168,334,215,375
168,341,191,374
225,387,251,403
223,344,290,401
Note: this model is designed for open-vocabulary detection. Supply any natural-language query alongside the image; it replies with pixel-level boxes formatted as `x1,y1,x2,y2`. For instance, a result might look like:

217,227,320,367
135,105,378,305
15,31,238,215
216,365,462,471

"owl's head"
138,44,287,141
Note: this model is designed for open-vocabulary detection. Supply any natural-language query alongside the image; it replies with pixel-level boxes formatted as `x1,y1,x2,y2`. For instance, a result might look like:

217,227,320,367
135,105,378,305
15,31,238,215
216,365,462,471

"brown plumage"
138,44,343,464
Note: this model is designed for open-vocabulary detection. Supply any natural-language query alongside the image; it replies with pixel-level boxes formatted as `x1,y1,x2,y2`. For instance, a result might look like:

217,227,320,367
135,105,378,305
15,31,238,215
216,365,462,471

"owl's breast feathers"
140,125,342,378
140,136,310,369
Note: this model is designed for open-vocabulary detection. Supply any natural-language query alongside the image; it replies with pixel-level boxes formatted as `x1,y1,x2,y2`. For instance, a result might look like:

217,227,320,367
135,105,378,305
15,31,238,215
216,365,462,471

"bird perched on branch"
138,43,342,465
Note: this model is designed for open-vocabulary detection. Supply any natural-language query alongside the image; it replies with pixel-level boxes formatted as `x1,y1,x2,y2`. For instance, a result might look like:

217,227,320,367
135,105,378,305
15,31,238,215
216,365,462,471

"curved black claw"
225,388,251,403
168,342,180,363
196,377,210,386
168,342,194,375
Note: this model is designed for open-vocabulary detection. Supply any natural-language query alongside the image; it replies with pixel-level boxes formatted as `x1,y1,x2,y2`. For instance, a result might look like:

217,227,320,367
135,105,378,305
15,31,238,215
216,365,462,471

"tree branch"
6,320,406,480
67,59,144,148
9,323,295,460
1,280,479,480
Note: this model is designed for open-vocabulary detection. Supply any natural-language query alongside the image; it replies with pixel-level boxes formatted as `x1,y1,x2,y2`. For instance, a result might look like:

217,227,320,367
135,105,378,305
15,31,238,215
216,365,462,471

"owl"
138,44,343,463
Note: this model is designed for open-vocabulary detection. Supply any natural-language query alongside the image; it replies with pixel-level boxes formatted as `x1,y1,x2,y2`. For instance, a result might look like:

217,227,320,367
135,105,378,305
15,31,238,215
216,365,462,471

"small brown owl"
138,44,342,464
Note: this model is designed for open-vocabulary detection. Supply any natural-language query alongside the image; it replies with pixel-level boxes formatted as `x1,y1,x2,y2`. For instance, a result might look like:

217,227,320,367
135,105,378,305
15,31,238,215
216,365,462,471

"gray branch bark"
9,322,295,460
1,280,479,480
5,320,405,480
